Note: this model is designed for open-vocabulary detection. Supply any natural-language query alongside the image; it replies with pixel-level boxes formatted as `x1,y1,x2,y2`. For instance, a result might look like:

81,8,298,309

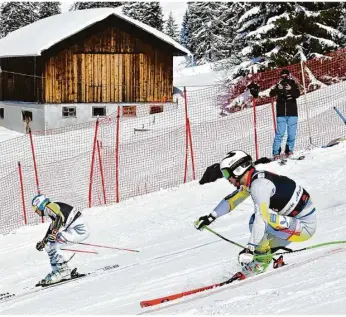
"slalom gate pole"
204,226,246,249
62,248,99,254
333,106,346,125
78,242,140,253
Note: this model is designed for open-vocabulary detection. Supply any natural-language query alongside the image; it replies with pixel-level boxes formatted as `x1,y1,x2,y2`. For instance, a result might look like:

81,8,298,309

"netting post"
97,140,106,205
29,128,40,194
183,87,189,183
18,161,27,225
29,128,43,223
88,118,99,208
187,118,196,181
252,98,259,160
271,99,277,133
300,60,314,148
115,106,120,203
183,87,196,181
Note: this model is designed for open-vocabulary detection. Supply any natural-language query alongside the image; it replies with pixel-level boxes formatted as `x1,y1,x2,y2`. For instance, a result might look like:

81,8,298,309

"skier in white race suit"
32,194,90,285
195,150,317,275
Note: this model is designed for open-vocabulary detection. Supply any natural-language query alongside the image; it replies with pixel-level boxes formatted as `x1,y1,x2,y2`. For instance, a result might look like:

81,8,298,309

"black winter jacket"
269,78,300,117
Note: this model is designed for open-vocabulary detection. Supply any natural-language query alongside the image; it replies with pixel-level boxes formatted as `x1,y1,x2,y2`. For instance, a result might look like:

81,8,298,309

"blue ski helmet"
32,194,49,216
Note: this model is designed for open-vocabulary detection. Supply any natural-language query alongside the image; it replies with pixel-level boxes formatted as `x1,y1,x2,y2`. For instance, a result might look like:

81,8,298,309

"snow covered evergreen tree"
187,2,236,64
235,2,345,70
180,9,190,48
145,2,163,31
0,2,41,37
337,2,346,45
165,11,179,42
0,10,2,38
122,2,163,31
121,2,141,20
70,2,122,11
38,2,61,20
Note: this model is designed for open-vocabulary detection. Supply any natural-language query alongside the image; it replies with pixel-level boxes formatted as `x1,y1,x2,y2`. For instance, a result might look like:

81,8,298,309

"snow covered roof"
0,8,191,58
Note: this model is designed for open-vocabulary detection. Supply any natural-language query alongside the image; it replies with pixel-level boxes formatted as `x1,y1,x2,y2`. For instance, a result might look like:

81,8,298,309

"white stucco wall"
0,102,178,133
44,103,178,130
0,102,45,133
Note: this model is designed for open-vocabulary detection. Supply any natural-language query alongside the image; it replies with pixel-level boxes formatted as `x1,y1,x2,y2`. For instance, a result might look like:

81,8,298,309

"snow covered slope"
0,127,23,142
1,143,346,314
173,58,229,90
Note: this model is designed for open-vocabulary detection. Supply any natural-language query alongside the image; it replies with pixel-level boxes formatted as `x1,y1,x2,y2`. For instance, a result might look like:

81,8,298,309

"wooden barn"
0,8,190,132
0,8,189,103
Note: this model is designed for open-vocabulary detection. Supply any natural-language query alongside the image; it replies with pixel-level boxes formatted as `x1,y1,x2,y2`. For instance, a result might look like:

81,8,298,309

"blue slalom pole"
333,107,346,125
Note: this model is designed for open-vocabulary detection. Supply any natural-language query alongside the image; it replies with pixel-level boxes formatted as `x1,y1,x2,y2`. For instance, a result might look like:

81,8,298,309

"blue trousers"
272,116,298,156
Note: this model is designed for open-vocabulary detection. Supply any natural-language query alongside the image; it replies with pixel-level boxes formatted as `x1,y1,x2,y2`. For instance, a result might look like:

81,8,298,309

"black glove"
248,82,260,98
194,214,216,230
36,240,46,251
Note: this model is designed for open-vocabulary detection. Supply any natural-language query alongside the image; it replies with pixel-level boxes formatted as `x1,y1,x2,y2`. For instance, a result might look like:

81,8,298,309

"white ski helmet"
220,150,253,180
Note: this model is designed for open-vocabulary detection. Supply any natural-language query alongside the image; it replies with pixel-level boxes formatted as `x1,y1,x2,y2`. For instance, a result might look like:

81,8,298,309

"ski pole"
62,248,99,254
254,240,346,260
77,242,139,253
275,240,346,255
203,226,246,249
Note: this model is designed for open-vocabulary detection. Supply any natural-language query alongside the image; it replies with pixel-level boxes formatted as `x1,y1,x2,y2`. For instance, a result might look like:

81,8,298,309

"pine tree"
121,2,141,20
165,11,179,42
38,2,61,20
180,9,190,48
0,9,3,38
145,2,163,31
212,2,255,72
187,2,232,64
70,2,122,11
337,2,346,45
226,2,255,58
122,2,163,31
0,2,41,37
235,2,345,70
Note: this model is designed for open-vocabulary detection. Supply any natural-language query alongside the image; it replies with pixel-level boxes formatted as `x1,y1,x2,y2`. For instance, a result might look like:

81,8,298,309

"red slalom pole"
78,242,139,253
88,118,100,208
252,98,259,160
18,162,27,225
62,248,98,254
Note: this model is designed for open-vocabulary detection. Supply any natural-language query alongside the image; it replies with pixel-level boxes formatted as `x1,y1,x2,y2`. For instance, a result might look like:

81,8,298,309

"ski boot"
38,263,71,286
240,249,272,276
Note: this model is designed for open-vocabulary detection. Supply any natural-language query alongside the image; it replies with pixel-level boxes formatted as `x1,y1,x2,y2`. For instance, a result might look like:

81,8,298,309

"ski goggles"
32,205,44,217
221,169,232,179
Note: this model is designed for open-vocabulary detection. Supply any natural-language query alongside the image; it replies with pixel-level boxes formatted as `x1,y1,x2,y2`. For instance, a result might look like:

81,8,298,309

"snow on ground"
1,143,346,314
0,74,345,232
0,127,23,142
173,59,227,91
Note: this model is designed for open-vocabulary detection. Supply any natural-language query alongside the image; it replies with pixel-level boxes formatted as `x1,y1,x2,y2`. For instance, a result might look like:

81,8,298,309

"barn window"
122,106,136,117
22,111,33,122
62,107,76,118
150,105,163,114
92,106,106,117
0,108,4,119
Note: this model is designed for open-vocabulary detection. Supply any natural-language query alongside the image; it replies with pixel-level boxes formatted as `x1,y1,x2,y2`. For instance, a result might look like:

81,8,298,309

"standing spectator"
270,69,300,159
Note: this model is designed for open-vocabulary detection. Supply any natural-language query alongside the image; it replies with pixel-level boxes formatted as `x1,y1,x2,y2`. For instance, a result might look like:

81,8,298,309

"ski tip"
140,302,148,308
0,293,15,301
71,267,79,277
231,271,246,281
